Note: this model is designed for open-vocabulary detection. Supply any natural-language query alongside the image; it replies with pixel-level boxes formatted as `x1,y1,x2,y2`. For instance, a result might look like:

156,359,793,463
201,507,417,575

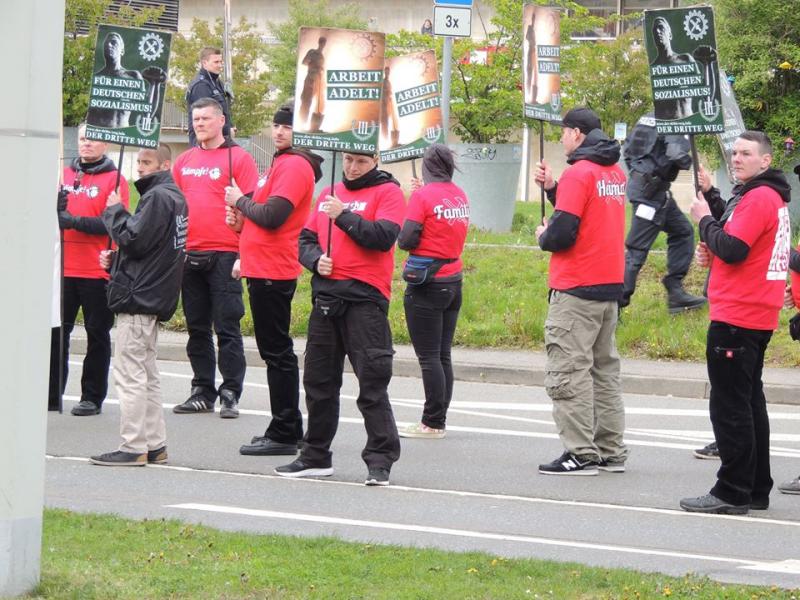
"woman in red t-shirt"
397,144,470,439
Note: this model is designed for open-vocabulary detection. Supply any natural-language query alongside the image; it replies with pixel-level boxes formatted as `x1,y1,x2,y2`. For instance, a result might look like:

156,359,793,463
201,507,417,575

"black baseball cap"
559,107,601,135
794,164,800,176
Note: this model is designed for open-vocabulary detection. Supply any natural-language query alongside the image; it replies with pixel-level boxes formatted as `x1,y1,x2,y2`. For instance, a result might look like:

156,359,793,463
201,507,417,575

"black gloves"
57,187,75,230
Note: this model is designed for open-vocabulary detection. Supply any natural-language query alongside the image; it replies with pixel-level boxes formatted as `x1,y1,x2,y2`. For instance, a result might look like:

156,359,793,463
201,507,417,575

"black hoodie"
234,148,324,229
298,167,402,311
700,168,792,264
62,156,120,235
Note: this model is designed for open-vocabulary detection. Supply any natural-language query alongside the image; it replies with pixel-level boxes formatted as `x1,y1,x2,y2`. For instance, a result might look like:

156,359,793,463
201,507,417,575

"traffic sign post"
433,0,473,143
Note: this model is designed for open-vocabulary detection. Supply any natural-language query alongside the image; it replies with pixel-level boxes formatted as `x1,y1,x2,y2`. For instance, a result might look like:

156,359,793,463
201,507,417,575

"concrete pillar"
0,0,65,596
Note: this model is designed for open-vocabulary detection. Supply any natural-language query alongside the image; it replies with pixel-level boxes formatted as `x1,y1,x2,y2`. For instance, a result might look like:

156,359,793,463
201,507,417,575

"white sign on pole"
614,122,628,141
433,5,472,37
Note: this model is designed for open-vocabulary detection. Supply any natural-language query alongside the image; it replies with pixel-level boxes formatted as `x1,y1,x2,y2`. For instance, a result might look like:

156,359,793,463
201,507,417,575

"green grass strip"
28,509,798,599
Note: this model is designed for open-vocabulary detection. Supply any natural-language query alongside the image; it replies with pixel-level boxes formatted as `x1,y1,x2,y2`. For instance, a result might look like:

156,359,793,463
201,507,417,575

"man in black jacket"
186,47,233,146
621,114,706,313
90,144,188,467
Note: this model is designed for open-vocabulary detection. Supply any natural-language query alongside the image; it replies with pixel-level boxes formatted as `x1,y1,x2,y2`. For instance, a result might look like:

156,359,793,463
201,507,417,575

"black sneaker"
147,446,168,464
693,442,720,460
365,467,390,486
251,435,304,450
274,459,333,478
539,451,599,476
219,389,239,419
679,493,748,514
598,458,626,473
71,400,101,416
173,387,215,414
90,450,146,467
240,438,297,456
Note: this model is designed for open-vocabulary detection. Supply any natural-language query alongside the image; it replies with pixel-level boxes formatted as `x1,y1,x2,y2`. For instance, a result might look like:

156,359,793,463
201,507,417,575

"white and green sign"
522,4,561,122
379,50,444,164
292,27,385,154
644,7,723,135
85,24,172,148
717,69,746,182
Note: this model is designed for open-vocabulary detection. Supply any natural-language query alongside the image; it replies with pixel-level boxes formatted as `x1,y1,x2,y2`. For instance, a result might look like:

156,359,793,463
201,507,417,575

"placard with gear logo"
292,27,385,154
644,6,723,135
379,50,444,164
84,24,172,148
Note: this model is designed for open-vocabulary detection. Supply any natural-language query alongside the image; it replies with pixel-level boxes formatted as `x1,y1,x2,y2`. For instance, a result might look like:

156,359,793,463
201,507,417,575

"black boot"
666,285,707,315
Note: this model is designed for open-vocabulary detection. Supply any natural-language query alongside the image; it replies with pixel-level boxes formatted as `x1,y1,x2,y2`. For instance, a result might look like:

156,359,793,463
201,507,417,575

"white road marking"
164,502,766,567
60,395,800,458
47,455,800,529
740,559,800,574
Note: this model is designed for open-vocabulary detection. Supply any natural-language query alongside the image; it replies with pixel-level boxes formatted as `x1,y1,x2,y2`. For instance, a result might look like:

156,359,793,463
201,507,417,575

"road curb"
70,337,800,406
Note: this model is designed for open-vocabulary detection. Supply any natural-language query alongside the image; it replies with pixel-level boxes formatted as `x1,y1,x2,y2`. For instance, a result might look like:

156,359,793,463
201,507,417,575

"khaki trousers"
543,291,627,462
115,314,166,454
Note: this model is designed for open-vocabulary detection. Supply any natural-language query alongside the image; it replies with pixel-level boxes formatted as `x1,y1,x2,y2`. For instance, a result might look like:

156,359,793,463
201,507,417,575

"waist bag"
402,255,454,286
185,250,217,272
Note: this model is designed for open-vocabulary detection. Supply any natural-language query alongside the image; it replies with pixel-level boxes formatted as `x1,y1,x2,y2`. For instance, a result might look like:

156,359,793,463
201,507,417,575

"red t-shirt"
708,187,790,330
239,153,315,280
62,166,129,279
305,181,405,300
172,145,259,252
548,160,626,290
403,181,469,278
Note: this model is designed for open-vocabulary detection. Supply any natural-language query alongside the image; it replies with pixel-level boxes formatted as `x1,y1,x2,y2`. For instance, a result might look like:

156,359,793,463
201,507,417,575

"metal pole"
222,0,233,92
690,135,701,194
327,151,337,256
539,120,546,223
441,36,453,142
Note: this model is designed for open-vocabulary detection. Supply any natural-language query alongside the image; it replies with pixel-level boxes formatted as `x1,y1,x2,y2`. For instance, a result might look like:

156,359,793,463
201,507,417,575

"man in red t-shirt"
681,131,792,514
534,107,628,476
274,152,405,486
171,97,259,418
223,103,323,456
50,124,130,416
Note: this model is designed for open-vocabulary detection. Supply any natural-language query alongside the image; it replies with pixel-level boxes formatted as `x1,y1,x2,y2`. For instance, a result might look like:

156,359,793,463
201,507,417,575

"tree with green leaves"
63,0,163,126
561,30,652,132
166,18,271,137
711,0,800,166
264,0,367,105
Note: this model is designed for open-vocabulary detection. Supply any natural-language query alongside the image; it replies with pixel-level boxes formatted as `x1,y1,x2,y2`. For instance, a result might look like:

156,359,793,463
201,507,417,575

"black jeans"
248,278,302,444
181,251,245,400
706,321,773,505
623,195,694,303
48,277,114,409
403,281,463,429
301,300,400,470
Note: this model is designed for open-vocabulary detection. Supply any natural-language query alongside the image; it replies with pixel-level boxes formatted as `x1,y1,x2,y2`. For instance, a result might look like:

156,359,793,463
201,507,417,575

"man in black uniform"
186,47,233,146
620,113,706,314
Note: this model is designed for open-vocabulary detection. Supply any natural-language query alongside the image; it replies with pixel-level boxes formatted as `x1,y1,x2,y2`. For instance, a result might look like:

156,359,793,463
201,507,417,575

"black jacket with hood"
103,170,189,321
700,168,792,264
539,129,623,301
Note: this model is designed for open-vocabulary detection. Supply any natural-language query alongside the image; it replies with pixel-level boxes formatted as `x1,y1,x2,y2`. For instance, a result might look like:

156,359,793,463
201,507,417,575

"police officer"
621,113,705,314
186,47,233,146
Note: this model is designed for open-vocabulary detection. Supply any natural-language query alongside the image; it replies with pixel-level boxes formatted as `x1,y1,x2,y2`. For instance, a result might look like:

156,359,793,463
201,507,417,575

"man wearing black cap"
224,103,324,456
534,107,629,476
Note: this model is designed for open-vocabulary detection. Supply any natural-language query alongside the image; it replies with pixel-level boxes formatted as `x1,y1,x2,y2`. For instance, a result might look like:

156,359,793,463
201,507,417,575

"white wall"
0,0,64,595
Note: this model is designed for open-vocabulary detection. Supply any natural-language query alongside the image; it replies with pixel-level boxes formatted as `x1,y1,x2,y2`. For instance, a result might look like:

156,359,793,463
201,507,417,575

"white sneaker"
398,423,446,439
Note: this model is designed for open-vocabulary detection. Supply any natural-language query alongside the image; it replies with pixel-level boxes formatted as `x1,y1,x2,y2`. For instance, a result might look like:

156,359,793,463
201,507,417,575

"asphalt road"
46,357,800,589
